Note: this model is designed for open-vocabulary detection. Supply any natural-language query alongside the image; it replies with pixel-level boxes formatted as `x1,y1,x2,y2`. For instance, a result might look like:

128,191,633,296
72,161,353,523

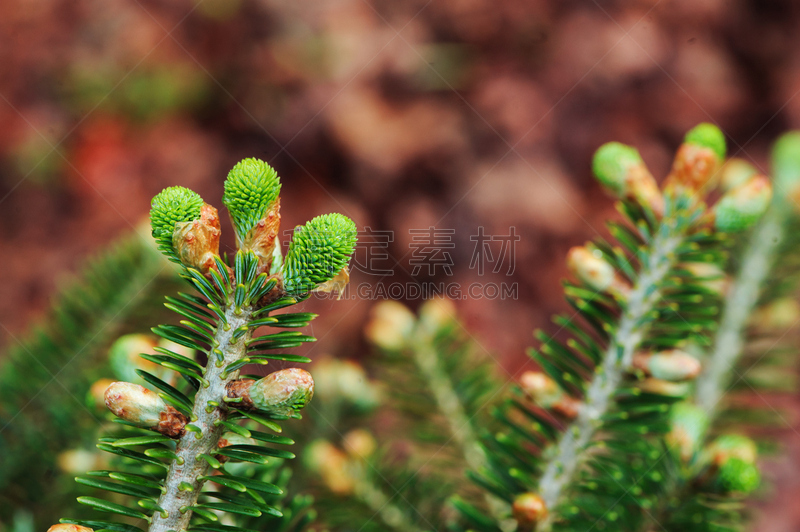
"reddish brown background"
2,1,800,529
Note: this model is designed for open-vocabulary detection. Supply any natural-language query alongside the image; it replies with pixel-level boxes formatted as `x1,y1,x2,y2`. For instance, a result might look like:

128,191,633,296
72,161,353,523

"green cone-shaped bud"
222,158,281,242
717,456,760,494
592,142,644,197
714,175,772,232
771,131,800,203
282,213,358,294
150,187,204,263
238,368,315,417
684,122,726,161
667,402,709,462
512,492,548,531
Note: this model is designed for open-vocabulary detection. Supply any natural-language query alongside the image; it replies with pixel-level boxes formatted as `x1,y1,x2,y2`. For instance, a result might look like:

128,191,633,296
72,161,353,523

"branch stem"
695,206,785,413
538,219,687,530
149,303,254,532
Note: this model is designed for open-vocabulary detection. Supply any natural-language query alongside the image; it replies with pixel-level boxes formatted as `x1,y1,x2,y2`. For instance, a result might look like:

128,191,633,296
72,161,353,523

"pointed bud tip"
566,246,615,291
684,123,726,161
592,142,643,196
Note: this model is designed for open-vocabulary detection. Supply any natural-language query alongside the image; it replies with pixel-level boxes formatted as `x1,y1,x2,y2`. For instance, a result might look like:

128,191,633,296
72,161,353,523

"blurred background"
3,0,800,530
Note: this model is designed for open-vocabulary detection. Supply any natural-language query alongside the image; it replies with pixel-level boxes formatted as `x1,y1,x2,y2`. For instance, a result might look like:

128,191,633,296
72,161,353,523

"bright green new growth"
718,457,760,494
771,131,800,194
684,122,726,160
283,213,357,294
150,186,204,262
222,158,281,240
591,142,642,196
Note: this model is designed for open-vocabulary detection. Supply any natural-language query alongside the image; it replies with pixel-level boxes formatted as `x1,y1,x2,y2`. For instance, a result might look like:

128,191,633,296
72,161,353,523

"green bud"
230,368,315,417
713,175,772,233
104,381,168,428
222,158,281,241
592,142,644,197
108,334,157,383
771,131,800,195
104,381,187,437
667,402,709,462
684,122,726,161
566,246,615,291
150,187,205,263
717,457,760,494
282,213,357,294
634,349,701,382
519,371,563,408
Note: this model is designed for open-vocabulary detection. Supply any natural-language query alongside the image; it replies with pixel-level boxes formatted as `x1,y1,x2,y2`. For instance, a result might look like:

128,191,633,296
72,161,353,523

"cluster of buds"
631,349,702,382
519,371,579,418
592,123,773,234
225,368,314,417
566,246,631,298
150,158,357,297
104,382,188,438
512,492,548,531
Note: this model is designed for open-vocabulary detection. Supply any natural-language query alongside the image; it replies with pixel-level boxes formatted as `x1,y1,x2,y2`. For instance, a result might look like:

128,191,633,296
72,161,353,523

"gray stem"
537,223,686,530
696,206,785,413
149,303,254,532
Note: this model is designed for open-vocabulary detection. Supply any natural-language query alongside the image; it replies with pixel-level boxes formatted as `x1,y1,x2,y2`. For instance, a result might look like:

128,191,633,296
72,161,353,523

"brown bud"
665,143,722,193
520,371,579,418
636,377,690,397
239,199,281,272
104,382,188,437
173,203,221,273
305,440,355,495
512,492,547,530
365,300,416,350
48,525,93,532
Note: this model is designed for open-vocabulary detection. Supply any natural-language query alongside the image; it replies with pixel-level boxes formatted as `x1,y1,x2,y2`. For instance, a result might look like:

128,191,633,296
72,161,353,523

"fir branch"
148,303,255,532
537,206,691,519
695,206,785,413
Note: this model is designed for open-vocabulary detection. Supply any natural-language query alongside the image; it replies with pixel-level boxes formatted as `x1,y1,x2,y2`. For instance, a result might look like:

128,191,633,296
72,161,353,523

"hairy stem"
538,221,686,529
695,206,785,413
149,303,253,532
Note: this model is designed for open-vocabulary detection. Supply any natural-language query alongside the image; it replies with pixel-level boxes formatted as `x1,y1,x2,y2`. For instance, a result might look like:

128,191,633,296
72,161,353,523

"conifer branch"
537,215,688,520
149,304,255,532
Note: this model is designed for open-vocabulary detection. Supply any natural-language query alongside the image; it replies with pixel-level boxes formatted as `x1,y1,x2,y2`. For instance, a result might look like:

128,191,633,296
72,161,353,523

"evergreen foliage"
56,158,356,532
0,232,180,528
